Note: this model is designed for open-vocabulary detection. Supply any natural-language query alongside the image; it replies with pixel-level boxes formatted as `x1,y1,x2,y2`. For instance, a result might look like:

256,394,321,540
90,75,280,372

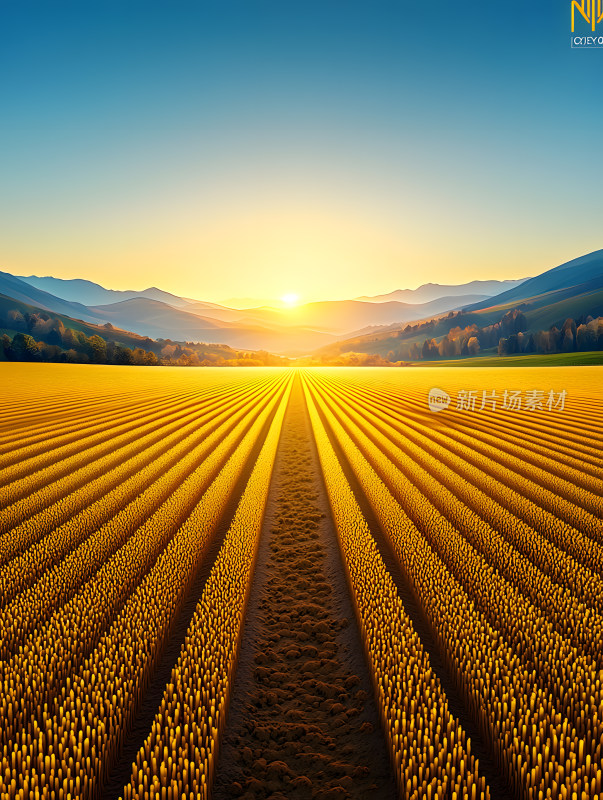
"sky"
1,0,602,305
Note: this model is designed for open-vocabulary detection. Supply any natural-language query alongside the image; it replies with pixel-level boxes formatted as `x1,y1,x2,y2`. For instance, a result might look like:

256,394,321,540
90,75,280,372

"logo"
572,0,603,31
571,0,603,45
427,388,451,413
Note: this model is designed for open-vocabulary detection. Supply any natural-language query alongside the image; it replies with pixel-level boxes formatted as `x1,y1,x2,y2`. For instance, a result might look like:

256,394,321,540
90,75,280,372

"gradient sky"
1,0,601,304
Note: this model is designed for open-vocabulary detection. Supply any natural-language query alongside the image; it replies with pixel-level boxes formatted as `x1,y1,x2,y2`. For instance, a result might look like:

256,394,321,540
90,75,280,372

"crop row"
304,372,602,799
120,375,292,800
324,369,602,467
0,384,207,458
301,376,489,800
0,373,292,799
310,373,603,622
308,375,603,719
0,377,275,548
0,371,270,455
324,374,603,509
0,376,268,507
316,373,603,546
0,378,283,656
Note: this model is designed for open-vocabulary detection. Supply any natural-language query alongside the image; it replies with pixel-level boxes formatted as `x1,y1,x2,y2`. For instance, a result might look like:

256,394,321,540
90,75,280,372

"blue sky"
1,0,601,303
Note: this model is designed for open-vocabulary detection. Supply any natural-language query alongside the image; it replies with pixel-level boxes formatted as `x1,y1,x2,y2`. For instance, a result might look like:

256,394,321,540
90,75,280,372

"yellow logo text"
572,0,603,31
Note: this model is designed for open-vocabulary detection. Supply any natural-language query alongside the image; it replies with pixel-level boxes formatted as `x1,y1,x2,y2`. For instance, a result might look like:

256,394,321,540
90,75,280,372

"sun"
280,293,300,307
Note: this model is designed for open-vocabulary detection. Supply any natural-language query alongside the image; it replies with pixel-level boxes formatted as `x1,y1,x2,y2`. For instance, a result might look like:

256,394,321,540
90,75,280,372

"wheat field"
0,362,601,800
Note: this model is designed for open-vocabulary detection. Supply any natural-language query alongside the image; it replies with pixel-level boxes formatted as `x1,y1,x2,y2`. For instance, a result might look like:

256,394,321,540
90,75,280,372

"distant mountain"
6,252,600,359
4,271,520,348
357,278,528,304
182,301,259,323
0,291,159,350
345,295,490,337
464,250,603,312
157,293,492,336
0,292,290,365
314,249,603,361
220,296,282,309
0,271,102,322
87,298,335,354
243,295,492,335
18,274,194,309
0,272,333,353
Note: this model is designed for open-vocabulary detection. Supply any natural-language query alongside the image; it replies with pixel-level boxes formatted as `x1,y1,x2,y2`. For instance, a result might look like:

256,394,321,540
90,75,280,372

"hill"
465,250,603,312
18,274,194,309
227,294,492,336
357,278,527,303
314,250,603,363
0,271,101,323
88,297,335,353
2,270,489,355
0,293,289,366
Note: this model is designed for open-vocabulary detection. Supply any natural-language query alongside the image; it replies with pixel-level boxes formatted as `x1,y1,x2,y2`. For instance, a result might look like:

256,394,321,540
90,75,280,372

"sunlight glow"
280,293,300,307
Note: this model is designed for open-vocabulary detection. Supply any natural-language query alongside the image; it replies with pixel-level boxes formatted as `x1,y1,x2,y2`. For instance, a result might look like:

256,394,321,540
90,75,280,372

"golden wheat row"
308,374,603,742
0,377,274,565
0,377,265,509
317,373,603,545
329,369,603,469
0,371,271,453
120,375,292,800
0,375,287,753
0,380,281,654
0,386,201,459
0,375,291,799
324,373,603,496
311,373,603,619
0,375,255,447
304,373,602,799
302,376,489,800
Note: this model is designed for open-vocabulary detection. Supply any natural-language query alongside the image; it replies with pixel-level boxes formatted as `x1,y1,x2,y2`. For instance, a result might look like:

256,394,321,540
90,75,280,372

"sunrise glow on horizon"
1,1,601,305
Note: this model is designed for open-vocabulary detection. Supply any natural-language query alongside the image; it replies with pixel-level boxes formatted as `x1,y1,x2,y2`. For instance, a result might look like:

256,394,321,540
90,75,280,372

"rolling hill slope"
465,249,603,312
0,272,101,323
315,249,603,361
17,274,194,309
357,278,527,303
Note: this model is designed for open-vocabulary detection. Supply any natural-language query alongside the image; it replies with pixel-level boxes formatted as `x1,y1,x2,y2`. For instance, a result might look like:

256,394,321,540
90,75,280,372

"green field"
409,351,603,367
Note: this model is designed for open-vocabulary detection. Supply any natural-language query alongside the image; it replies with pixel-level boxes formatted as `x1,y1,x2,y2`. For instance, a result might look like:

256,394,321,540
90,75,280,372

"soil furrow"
213,379,396,800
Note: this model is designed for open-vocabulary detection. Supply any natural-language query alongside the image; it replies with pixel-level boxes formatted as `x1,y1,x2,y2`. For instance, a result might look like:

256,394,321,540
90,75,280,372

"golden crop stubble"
302,374,489,800
0,374,288,754
0,374,293,799
0,375,269,543
327,374,603,538
121,375,293,800
304,371,601,800
309,373,603,658
0,376,279,610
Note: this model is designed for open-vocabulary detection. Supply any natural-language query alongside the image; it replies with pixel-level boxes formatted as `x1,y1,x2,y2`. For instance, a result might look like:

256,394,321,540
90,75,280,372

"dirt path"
213,377,396,800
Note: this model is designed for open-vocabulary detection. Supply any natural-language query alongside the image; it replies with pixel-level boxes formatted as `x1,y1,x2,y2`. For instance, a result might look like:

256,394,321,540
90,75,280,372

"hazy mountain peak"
357,278,529,305
18,274,193,309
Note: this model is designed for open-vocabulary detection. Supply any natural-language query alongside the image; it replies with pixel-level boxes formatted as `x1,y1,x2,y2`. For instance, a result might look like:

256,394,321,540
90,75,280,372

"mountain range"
317,249,603,360
2,251,601,357
356,278,527,304
0,271,527,355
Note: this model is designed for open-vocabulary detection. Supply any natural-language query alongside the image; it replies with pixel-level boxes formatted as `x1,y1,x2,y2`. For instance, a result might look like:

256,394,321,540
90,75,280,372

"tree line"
388,309,603,361
0,308,288,366
497,315,603,355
